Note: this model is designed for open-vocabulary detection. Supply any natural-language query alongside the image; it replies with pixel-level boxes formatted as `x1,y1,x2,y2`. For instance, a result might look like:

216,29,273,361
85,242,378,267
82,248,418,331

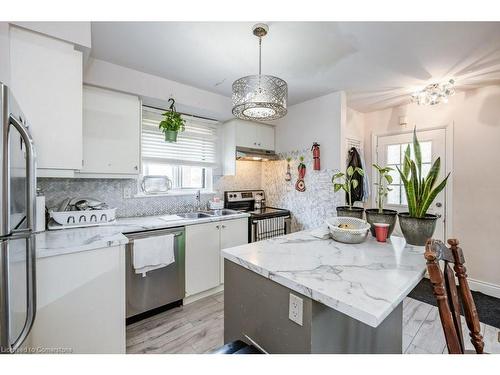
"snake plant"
396,129,450,218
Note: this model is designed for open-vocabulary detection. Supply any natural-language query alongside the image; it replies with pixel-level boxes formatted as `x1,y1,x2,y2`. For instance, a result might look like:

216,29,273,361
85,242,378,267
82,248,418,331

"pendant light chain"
258,36,262,76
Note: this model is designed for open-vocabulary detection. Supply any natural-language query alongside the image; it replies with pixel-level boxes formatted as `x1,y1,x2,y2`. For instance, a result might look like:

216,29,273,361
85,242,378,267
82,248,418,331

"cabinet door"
26,245,126,353
10,26,83,171
81,86,140,175
219,218,248,283
235,120,257,149
255,124,275,150
185,222,221,296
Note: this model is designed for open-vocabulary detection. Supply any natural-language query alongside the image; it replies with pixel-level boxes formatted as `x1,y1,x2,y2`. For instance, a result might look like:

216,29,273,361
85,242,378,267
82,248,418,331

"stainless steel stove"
224,190,291,242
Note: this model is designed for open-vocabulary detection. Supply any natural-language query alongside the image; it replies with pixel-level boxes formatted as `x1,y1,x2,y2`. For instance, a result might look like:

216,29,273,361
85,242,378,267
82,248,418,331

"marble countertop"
36,211,250,259
222,230,426,328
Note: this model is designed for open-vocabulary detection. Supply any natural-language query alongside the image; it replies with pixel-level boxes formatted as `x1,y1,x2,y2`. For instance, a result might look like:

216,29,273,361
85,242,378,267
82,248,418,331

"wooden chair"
424,238,484,354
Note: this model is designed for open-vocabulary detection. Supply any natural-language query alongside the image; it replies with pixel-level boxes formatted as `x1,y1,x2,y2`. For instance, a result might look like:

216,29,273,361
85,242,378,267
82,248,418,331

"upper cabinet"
222,119,275,175
79,86,141,177
233,119,275,150
9,26,83,176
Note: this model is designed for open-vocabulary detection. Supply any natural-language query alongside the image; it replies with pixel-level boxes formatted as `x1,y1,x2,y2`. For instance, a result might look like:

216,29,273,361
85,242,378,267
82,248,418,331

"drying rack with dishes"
48,197,117,230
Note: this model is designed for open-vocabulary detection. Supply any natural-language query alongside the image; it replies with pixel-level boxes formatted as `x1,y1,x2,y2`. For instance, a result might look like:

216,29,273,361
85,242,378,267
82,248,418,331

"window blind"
142,106,218,167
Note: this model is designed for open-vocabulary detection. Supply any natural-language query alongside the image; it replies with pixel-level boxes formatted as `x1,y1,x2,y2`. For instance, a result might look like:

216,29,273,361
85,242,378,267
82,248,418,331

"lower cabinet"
219,218,248,284
26,245,126,354
185,218,248,296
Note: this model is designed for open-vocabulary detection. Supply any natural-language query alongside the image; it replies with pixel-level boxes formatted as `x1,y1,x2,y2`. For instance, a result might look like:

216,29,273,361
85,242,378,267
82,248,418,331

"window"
385,141,432,206
141,106,218,192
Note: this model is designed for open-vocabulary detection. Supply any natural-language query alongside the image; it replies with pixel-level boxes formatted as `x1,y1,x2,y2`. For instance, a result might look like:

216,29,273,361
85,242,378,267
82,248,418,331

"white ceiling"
90,22,500,112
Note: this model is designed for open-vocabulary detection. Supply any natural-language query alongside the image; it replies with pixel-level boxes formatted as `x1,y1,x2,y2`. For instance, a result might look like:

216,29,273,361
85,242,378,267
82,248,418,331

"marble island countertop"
222,230,426,328
35,211,250,259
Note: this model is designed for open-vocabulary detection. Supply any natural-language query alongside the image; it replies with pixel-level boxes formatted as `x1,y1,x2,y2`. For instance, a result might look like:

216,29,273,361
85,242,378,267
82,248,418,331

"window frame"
139,105,217,195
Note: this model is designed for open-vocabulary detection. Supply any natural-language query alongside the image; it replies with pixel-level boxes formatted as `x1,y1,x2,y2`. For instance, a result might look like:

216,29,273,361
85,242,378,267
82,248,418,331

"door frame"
371,123,454,240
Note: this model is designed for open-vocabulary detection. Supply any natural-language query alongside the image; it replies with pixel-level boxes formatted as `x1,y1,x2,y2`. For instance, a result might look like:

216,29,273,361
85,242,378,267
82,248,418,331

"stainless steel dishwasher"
125,227,185,323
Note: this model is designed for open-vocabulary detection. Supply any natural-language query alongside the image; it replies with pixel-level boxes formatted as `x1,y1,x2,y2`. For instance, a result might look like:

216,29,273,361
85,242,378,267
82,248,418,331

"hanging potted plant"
397,129,450,246
158,98,185,143
365,164,398,237
332,166,365,219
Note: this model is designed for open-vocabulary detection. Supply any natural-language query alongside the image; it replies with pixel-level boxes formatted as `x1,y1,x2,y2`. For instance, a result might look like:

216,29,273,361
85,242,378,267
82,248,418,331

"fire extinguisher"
312,142,320,171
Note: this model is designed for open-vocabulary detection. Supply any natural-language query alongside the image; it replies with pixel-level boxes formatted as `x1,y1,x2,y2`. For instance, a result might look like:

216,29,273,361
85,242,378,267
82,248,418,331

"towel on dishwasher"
133,234,175,277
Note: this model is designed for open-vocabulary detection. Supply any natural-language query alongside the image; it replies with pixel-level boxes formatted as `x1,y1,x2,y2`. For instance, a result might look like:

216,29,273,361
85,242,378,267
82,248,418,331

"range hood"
236,147,279,161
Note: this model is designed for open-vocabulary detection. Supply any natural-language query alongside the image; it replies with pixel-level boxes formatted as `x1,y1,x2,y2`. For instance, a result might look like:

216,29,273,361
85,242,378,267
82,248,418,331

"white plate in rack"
49,208,117,228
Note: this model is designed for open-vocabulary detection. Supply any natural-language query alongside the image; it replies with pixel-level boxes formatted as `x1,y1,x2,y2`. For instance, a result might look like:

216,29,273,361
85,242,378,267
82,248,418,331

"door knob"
435,202,442,208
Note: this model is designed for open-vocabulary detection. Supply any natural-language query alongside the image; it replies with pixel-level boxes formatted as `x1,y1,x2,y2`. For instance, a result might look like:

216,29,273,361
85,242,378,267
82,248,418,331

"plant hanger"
167,98,176,112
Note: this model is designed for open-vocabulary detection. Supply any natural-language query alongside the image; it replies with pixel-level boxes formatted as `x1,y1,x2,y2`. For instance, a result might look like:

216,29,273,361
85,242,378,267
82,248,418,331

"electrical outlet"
123,186,132,199
289,293,303,326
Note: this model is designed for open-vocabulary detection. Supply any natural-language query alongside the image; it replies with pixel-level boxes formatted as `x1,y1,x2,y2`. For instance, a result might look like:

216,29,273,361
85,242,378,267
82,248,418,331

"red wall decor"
295,156,306,192
312,142,320,171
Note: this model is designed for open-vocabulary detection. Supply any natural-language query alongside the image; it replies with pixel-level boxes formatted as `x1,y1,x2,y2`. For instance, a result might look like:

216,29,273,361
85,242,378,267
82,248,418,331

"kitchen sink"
177,212,212,219
203,209,241,216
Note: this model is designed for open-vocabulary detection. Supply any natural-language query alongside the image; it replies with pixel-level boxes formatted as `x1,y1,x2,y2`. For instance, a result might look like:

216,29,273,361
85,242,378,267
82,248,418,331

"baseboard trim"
423,274,500,299
467,278,500,299
183,284,224,305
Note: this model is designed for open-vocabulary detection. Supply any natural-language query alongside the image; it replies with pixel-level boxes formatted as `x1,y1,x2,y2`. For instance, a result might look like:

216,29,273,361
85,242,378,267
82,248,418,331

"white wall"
83,58,232,121
10,22,91,48
275,91,345,171
362,85,500,296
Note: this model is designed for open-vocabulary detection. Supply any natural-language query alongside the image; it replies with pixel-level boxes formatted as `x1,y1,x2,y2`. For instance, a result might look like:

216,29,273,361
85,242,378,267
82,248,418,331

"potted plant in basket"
332,166,365,219
158,98,185,143
397,129,450,246
365,164,398,237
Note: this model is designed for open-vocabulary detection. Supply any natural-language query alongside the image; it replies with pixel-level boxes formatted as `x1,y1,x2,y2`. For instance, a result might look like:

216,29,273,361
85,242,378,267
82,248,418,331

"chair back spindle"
424,239,484,354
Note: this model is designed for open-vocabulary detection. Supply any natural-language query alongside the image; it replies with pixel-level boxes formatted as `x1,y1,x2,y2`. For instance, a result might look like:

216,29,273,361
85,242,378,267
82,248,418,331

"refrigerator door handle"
6,115,37,353
9,115,36,232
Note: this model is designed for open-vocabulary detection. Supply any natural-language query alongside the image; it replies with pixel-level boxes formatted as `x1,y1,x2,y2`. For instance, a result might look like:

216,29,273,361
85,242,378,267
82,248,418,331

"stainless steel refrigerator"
0,82,37,353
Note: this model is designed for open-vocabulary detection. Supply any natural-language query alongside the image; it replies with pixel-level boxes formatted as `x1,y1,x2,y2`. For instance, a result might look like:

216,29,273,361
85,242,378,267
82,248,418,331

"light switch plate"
289,293,303,326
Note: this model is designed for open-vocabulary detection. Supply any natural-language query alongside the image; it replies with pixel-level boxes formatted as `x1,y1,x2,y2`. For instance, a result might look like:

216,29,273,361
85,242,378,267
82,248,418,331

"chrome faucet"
195,190,201,211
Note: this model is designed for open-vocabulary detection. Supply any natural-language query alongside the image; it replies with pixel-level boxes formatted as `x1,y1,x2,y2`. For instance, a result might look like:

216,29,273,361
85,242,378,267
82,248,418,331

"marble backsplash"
262,150,343,232
38,160,263,218
38,156,342,228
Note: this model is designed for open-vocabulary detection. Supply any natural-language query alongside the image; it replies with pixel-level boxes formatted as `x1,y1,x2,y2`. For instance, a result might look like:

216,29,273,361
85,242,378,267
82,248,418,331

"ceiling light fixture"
411,79,455,106
232,24,288,121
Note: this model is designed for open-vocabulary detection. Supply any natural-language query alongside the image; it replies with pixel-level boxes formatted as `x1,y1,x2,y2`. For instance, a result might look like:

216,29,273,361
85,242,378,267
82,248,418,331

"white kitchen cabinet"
223,119,275,175
26,245,126,353
256,123,275,150
219,218,248,283
185,218,248,296
79,86,141,176
233,119,275,150
9,26,83,175
185,221,221,296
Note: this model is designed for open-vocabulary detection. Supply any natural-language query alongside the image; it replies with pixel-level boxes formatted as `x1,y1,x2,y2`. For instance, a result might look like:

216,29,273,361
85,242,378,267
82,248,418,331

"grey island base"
222,230,426,354
224,261,402,354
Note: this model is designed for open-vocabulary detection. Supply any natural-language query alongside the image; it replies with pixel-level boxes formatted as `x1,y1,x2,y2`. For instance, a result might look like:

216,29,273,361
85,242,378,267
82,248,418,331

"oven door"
250,215,291,242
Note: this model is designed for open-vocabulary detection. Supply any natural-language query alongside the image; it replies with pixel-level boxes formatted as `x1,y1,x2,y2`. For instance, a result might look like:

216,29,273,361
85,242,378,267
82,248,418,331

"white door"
376,128,447,241
219,218,248,283
185,222,221,296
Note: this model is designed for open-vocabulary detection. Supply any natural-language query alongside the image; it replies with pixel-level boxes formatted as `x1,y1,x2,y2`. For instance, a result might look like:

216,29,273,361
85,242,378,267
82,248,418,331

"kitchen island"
222,229,426,354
